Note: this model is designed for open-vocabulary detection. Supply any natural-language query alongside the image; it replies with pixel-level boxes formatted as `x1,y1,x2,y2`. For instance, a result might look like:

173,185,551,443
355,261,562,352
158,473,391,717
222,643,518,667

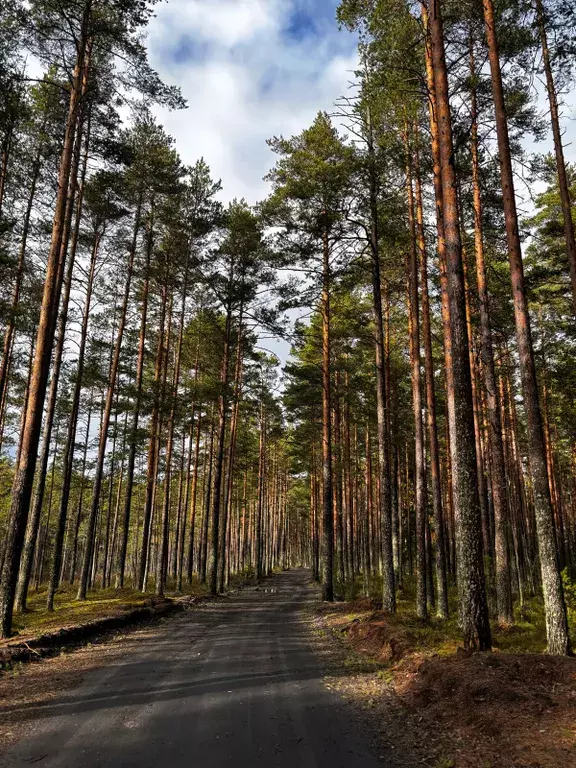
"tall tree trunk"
68,391,93,583
218,310,244,593
156,254,190,597
34,425,61,591
333,374,345,590
427,0,491,650
469,36,513,624
413,128,449,618
482,0,569,654
343,371,355,579
137,281,167,591
46,224,100,610
405,131,428,620
461,238,492,560
366,104,395,612
256,401,266,580
143,294,172,591
117,197,151,587
101,394,120,588
77,194,139,600
0,9,92,635
186,409,203,582
422,5,458,588
320,224,334,601
199,409,216,584
176,414,194,589
535,0,576,317
13,109,91,615
209,280,234,595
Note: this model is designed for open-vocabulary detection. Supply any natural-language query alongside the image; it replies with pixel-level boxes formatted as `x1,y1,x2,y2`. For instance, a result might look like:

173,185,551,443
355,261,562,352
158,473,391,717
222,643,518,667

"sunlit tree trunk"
117,195,150,587
138,282,167,590
405,131,428,619
0,7,93,635
218,311,244,592
186,409,203,582
320,223,334,601
366,104,395,611
157,252,190,597
413,128,448,618
77,192,139,601
427,0,491,650
13,104,90,615
482,0,569,654
46,220,101,610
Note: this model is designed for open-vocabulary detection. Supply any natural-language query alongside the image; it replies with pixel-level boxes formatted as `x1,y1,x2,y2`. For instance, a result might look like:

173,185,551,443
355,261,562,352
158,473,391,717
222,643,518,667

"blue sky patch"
283,6,318,42
171,34,211,65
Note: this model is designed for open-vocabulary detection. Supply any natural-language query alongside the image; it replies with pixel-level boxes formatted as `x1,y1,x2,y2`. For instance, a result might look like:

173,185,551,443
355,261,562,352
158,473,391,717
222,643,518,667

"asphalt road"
2,569,384,768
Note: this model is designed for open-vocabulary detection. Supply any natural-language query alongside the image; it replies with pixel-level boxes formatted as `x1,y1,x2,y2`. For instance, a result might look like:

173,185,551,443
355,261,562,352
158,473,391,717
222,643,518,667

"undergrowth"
6,578,210,640
6,567,259,641
333,571,576,656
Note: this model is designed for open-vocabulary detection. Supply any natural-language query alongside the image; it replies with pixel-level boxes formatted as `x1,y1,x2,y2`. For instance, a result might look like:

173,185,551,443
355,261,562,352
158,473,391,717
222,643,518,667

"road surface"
1,569,384,767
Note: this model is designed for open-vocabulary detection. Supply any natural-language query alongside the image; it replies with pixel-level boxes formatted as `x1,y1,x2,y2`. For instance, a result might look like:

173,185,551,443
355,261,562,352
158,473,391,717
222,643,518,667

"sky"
144,0,576,365
146,0,357,363
147,0,357,205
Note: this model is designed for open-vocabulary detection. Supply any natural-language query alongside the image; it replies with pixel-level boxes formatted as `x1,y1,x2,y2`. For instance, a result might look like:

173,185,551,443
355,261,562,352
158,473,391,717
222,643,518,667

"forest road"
1,569,386,768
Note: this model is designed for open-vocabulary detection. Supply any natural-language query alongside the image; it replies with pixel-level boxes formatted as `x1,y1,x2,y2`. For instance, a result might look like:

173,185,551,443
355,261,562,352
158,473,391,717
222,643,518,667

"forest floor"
314,586,576,768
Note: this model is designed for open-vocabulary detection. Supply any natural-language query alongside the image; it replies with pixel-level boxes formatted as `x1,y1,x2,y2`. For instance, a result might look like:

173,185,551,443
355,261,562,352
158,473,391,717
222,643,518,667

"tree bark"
137,280,167,591
405,134,428,620
482,0,570,654
186,409,202,582
77,194,140,600
413,128,449,619
156,254,190,597
469,36,513,624
13,97,90,615
256,401,266,580
365,104,395,612
427,0,491,650
320,224,334,601
218,310,244,593
209,296,233,595
46,223,100,610
199,410,216,584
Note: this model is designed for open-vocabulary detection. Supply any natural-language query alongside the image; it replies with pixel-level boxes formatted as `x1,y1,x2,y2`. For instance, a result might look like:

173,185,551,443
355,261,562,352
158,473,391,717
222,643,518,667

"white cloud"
146,0,358,204
150,0,278,48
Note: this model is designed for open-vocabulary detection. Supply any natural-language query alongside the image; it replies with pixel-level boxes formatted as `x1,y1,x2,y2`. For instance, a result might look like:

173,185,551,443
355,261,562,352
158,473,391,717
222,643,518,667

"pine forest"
0,1,576,765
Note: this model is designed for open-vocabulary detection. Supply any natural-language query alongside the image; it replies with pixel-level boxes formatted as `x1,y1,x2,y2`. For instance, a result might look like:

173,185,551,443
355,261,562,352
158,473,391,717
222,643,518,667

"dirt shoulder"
0,577,250,758
312,598,576,768
0,594,200,666
0,613,177,758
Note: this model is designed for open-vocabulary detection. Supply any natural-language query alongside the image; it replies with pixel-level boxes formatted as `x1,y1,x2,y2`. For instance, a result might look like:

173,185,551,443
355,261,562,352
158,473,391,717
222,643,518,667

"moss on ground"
334,572,575,656
6,568,257,642
6,579,210,641
320,574,576,768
